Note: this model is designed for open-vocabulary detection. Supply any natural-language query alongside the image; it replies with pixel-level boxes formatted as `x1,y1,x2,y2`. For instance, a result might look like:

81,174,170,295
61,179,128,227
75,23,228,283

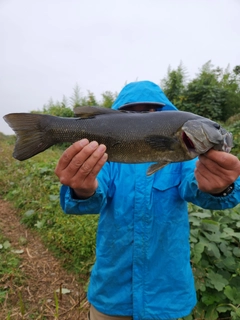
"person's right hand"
55,139,108,199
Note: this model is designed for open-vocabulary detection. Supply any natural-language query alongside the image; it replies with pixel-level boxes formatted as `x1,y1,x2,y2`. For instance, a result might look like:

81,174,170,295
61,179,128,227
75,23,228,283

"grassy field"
0,134,98,277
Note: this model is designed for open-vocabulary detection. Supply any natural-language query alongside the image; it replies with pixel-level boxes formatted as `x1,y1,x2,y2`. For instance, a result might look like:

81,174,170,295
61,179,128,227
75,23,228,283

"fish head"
182,119,233,157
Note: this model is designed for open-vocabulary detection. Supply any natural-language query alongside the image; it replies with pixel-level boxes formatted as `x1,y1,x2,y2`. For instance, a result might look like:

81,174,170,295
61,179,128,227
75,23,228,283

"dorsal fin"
74,106,121,118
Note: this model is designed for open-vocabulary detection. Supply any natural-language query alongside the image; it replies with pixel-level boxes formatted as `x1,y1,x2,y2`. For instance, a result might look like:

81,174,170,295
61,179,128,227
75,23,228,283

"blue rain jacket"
60,81,240,320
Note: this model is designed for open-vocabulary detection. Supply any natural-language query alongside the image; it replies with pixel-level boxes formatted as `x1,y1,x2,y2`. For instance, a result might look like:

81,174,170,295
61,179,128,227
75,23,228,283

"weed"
0,233,23,304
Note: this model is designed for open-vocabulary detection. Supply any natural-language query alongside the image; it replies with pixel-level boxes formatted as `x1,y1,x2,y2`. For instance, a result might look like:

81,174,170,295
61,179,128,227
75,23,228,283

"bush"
185,204,240,319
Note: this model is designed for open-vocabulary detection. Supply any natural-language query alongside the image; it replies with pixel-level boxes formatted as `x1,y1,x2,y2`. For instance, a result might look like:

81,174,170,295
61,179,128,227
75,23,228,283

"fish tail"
3,113,54,160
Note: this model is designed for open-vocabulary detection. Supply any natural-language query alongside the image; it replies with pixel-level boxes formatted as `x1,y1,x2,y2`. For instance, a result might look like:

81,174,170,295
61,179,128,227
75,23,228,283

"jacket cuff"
70,188,96,200
211,183,234,197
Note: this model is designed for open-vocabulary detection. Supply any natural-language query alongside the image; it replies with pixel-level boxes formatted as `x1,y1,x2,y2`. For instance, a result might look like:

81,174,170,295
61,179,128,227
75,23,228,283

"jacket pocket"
152,171,186,223
153,172,181,191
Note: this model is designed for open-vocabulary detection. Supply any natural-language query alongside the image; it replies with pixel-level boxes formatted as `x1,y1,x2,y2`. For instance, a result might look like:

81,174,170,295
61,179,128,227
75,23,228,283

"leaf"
190,211,212,219
56,288,71,294
229,304,240,317
192,242,205,263
201,231,222,243
0,244,3,249
207,242,221,259
35,220,44,229
224,286,240,304
222,228,240,240
232,232,240,240
202,292,219,306
3,241,11,249
195,281,206,292
190,234,198,243
189,216,201,226
217,305,232,313
198,235,210,245
235,308,240,317
49,195,59,201
233,247,240,257
219,242,231,257
205,305,219,320
23,209,35,217
230,212,240,220
11,249,24,254
202,219,219,225
223,227,235,235
223,256,237,271
201,220,220,233
207,271,229,291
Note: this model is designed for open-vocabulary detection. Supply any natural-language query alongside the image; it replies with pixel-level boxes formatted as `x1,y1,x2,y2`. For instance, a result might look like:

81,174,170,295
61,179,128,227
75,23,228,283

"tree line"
35,61,240,122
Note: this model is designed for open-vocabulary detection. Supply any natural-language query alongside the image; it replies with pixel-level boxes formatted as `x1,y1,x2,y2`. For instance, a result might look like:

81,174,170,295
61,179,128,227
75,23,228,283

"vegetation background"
0,61,240,319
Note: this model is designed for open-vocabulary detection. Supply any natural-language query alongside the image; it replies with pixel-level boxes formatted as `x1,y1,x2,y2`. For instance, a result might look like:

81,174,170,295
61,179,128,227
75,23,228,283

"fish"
3,106,233,175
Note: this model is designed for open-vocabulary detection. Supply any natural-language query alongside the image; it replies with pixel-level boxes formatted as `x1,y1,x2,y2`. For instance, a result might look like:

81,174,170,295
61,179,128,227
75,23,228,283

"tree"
40,97,74,117
179,61,228,121
86,91,99,106
219,65,240,120
101,91,118,108
70,83,82,108
160,62,187,107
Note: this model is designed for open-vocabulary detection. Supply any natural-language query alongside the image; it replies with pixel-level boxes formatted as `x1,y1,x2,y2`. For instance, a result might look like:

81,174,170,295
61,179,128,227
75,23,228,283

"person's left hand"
195,149,240,194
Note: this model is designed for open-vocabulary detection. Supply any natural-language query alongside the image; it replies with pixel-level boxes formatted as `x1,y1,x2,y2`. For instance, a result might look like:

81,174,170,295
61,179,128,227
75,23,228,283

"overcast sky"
1,0,240,134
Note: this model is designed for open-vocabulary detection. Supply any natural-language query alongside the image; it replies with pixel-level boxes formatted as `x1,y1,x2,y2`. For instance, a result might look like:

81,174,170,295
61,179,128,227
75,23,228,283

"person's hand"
195,149,240,194
55,139,108,199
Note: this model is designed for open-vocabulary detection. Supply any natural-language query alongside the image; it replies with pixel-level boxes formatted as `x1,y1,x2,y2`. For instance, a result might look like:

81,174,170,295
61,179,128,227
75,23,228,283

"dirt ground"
0,199,89,320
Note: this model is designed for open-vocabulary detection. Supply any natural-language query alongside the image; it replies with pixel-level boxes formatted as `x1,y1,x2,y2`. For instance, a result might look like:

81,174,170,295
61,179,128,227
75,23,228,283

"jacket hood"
111,80,177,111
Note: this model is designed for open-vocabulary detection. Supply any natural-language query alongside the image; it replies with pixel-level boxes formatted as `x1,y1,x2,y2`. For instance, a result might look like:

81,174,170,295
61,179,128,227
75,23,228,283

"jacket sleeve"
59,162,111,215
179,159,240,210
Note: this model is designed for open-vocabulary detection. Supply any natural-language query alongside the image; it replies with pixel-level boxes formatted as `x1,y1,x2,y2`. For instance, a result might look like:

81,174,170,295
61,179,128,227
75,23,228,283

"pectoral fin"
147,161,169,175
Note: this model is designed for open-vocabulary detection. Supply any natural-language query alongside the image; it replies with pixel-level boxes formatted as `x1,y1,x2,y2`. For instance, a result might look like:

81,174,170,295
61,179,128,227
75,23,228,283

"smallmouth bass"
3,106,233,175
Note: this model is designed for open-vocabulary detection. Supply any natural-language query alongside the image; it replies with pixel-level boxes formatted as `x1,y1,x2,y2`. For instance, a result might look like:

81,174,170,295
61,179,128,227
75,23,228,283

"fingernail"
89,141,98,149
103,153,108,161
98,144,106,153
79,139,89,147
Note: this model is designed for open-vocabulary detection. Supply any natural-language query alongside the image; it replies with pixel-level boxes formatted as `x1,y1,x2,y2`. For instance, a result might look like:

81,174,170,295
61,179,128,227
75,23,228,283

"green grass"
0,232,24,305
0,136,98,278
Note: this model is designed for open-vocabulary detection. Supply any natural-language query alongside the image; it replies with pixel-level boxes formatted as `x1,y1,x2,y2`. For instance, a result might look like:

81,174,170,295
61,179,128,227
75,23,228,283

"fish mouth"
182,131,204,158
182,131,196,154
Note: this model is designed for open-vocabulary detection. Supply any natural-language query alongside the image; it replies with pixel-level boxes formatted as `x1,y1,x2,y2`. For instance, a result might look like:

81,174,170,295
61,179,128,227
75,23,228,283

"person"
55,81,240,320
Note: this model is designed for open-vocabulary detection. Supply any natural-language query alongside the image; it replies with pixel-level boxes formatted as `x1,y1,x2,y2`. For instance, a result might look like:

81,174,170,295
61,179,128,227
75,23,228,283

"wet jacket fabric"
60,81,240,320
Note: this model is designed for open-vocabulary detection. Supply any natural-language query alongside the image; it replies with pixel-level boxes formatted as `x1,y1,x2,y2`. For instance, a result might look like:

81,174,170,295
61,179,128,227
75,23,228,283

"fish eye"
214,123,221,130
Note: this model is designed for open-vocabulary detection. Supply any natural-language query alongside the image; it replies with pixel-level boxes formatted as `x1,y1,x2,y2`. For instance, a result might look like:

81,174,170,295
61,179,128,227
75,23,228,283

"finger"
88,152,108,178
195,160,219,185
77,143,107,178
55,139,89,174
63,143,107,190
198,156,228,177
201,150,239,171
194,167,212,192
66,141,100,176
195,160,235,193
72,152,108,191
198,153,240,183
